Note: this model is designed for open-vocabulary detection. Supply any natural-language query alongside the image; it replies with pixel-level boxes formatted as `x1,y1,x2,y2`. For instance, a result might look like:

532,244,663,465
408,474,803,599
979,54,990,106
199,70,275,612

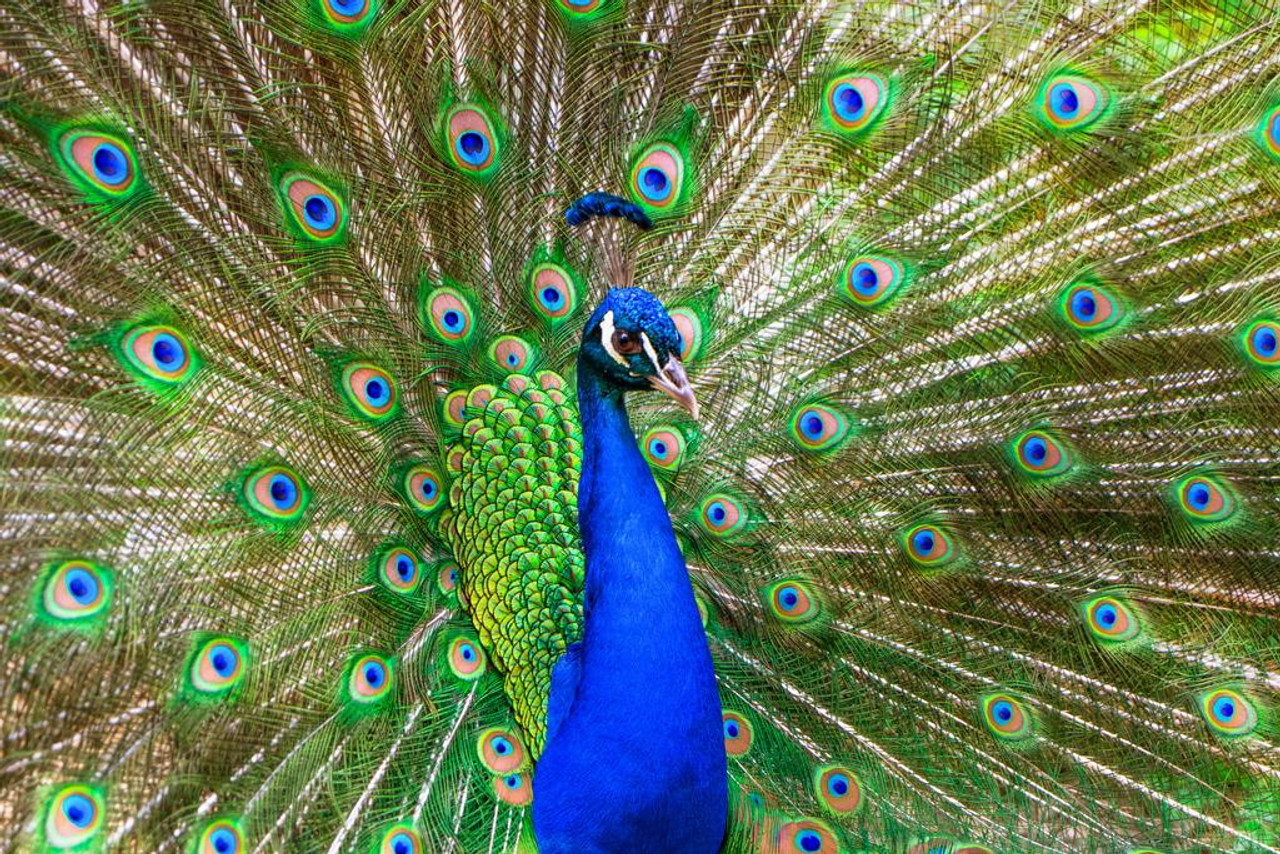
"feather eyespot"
1083,595,1140,643
477,728,527,774
404,465,444,514
489,335,535,374
320,0,377,27
446,106,500,174
379,547,420,593
437,562,460,594
41,560,112,623
904,524,955,566
667,306,704,362
722,711,754,756
493,772,532,806
59,130,139,198
380,826,422,854
43,785,104,849
121,325,197,385
244,465,309,523
528,262,579,321
198,819,243,854
443,389,470,428
340,363,397,421
1039,75,1109,131
764,580,820,624
815,766,863,814
190,637,248,695
699,494,746,537
630,142,686,212
1200,689,1257,737
1242,318,1279,367
280,173,346,242
1011,430,1073,476
842,255,905,307
642,426,686,470
1260,106,1280,159
1059,280,1123,332
790,404,851,452
1175,474,1236,523
779,818,838,854
825,73,888,133
447,635,487,680
422,286,475,344
982,694,1033,740
347,654,393,704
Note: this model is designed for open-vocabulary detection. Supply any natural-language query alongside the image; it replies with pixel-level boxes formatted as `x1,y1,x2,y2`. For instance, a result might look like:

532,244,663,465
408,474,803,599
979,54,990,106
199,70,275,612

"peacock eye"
611,329,643,355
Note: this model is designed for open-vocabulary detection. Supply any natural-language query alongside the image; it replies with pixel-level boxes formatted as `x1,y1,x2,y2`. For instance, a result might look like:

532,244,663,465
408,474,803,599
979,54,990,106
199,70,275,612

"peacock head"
579,287,698,417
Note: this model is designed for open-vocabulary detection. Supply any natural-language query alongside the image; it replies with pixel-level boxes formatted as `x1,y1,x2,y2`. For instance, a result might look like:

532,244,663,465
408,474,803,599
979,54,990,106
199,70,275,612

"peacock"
2,0,1280,851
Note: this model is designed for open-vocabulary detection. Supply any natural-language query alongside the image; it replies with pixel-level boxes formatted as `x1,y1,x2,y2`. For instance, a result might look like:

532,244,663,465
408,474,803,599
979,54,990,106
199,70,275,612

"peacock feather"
2,0,1280,852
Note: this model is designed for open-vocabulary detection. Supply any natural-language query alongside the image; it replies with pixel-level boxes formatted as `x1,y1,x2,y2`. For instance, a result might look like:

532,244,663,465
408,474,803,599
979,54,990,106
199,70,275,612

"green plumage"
0,0,1278,852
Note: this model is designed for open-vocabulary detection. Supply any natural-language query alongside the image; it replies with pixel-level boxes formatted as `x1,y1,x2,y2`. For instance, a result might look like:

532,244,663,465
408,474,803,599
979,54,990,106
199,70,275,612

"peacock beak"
648,355,699,419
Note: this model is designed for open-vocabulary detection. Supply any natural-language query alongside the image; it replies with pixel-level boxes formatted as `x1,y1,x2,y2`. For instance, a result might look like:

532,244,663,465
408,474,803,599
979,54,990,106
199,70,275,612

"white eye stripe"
599,310,628,366
640,332,664,375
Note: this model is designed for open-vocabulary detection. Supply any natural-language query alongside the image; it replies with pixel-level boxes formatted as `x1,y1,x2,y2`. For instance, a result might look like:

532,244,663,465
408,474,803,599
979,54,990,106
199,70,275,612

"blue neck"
530,359,726,853
573,366,705,675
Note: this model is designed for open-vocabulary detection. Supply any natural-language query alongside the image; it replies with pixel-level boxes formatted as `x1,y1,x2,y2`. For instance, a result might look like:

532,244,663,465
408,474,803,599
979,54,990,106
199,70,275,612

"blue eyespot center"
443,310,463,331
507,353,518,366
710,503,726,523
330,0,366,13
802,413,824,439
151,333,183,368
92,143,127,185
460,644,475,661
393,841,409,854
395,556,414,580
211,829,236,852
63,794,93,826
492,736,511,755
541,287,564,308
270,474,297,508
364,663,384,687
1254,326,1278,356
420,479,437,499
651,440,667,456
640,167,671,201
797,830,823,852
1071,289,1097,321
724,720,740,738
779,587,799,609
503,774,521,789
365,378,388,405
1051,83,1079,117
457,131,490,165
1214,698,1235,721
993,701,1013,722
65,568,99,604
834,83,865,121
1188,483,1210,510
828,774,849,796
1024,437,1047,463
210,645,236,676
1096,604,1117,627
852,263,879,295
303,194,336,230
913,530,935,554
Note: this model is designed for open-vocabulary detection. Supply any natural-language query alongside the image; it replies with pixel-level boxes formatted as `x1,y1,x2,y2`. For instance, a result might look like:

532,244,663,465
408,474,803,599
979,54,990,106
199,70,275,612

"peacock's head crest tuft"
580,288,697,417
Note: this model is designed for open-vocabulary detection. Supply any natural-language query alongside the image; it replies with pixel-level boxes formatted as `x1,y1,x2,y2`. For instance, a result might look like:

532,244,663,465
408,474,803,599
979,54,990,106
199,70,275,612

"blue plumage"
532,290,726,853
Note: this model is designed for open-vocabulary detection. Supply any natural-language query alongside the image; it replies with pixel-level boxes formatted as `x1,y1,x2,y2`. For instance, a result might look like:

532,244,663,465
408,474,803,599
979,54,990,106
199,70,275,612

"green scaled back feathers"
1,1,1280,853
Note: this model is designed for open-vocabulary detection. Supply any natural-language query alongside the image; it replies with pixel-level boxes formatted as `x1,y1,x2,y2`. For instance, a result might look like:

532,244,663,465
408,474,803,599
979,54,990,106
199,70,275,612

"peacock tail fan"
1,0,1278,852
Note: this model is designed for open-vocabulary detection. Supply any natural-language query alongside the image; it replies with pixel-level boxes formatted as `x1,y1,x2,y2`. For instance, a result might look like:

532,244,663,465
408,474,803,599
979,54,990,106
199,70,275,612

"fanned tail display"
2,0,1279,851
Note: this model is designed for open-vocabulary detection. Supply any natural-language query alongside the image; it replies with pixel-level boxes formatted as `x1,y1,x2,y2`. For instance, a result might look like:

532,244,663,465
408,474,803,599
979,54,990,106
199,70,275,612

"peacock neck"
573,364,709,679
